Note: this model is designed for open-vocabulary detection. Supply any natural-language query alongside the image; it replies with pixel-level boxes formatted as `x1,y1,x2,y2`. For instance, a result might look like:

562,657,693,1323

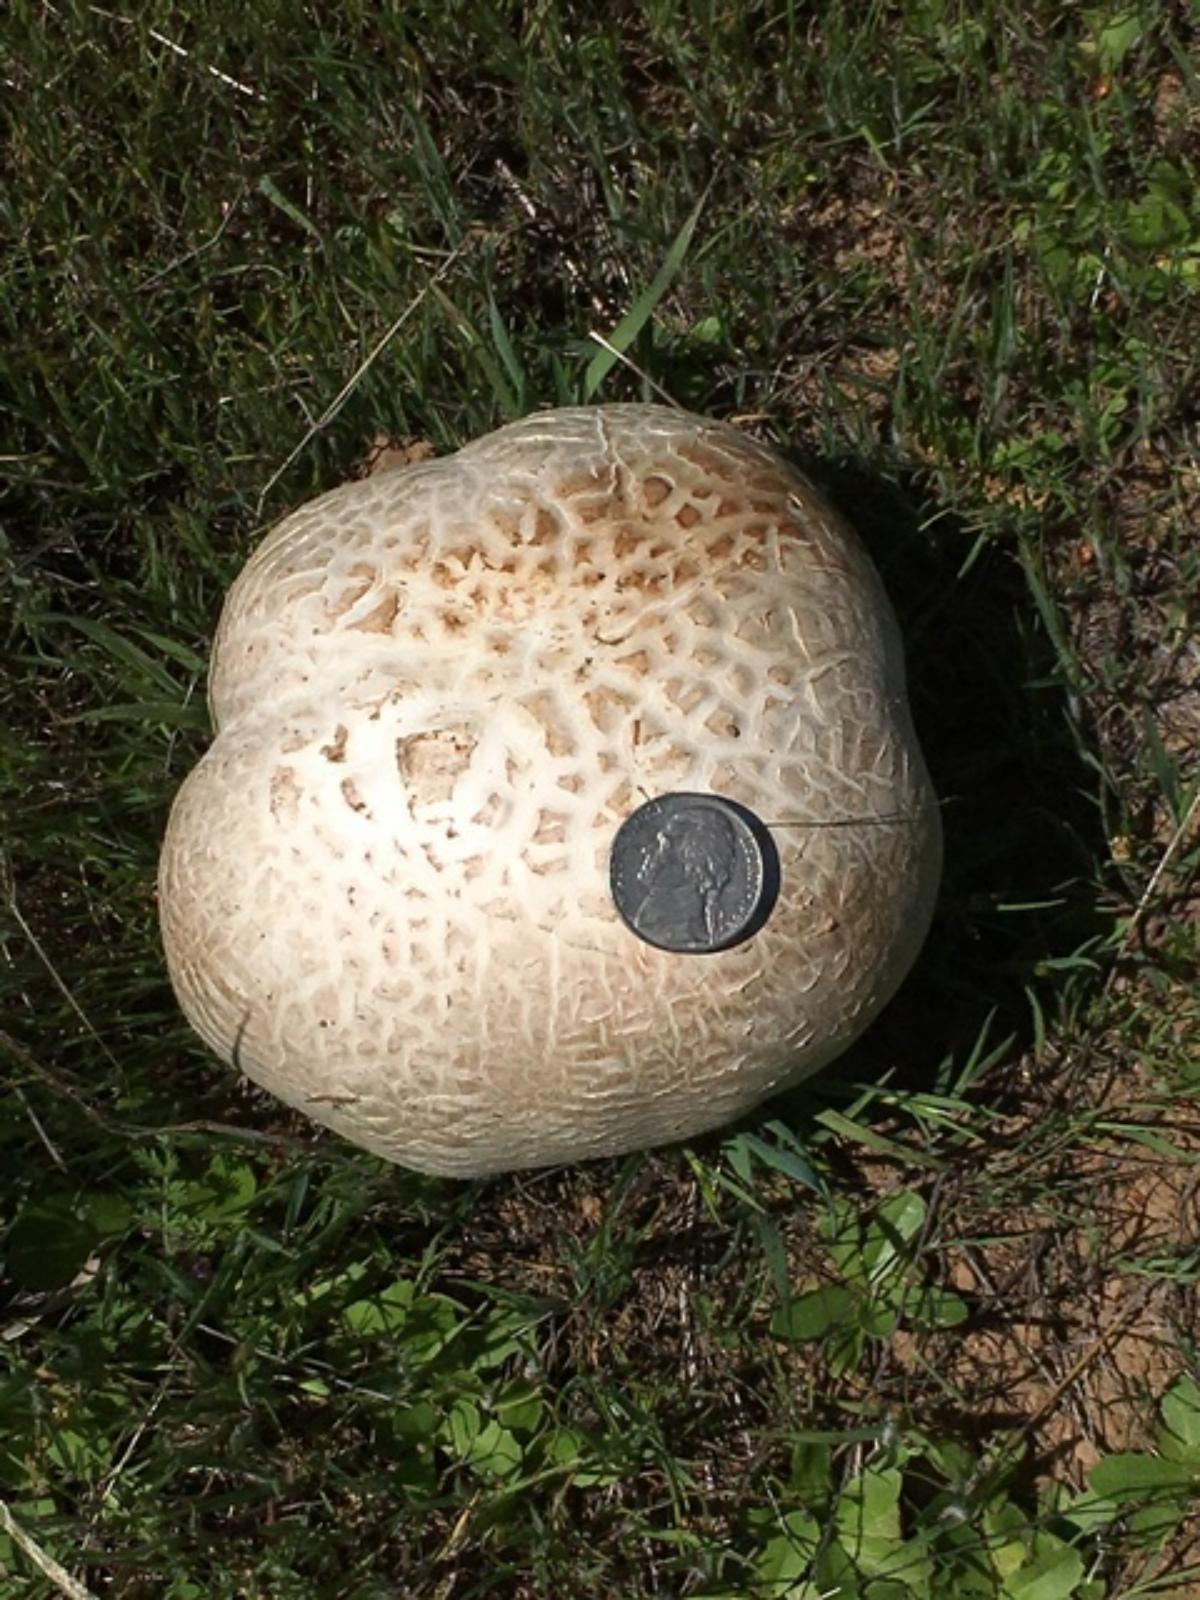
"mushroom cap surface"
158,405,941,1176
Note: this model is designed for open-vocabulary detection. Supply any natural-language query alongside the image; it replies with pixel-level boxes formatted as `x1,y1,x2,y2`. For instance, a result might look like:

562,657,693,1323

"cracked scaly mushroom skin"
158,405,941,1176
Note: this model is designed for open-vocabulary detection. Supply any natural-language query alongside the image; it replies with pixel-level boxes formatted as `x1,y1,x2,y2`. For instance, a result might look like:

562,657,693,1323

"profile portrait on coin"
630,803,742,950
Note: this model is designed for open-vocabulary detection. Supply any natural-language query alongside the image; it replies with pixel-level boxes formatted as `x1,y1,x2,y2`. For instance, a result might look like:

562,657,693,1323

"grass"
2,0,1199,1595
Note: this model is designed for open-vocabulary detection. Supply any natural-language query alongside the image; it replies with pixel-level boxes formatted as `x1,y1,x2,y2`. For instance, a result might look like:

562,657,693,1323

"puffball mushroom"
158,404,941,1177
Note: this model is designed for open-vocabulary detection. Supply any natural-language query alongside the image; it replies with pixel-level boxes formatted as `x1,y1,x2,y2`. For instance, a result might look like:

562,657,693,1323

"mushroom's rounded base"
160,726,941,1177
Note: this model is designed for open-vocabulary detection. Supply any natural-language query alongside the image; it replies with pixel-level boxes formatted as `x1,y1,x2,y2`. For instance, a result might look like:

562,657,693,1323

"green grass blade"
31,614,184,697
582,190,708,399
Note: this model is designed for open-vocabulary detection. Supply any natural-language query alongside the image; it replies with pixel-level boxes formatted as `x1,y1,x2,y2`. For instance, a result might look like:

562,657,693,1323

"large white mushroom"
159,405,941,1177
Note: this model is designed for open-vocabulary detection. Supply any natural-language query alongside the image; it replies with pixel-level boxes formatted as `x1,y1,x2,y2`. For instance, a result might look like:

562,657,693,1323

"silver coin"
609,792,778,954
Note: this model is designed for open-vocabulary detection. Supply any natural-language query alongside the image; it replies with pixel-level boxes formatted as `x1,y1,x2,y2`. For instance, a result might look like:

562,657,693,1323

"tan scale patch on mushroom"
159,405,940,1176
396,726,477,809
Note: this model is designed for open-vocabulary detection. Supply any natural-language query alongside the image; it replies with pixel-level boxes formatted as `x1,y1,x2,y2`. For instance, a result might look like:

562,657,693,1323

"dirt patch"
913,1160,1196,1478
879,1063,1200,1484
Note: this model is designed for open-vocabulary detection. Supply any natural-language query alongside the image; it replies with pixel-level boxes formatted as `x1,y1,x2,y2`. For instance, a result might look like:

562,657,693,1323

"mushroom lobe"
158,404,941,1176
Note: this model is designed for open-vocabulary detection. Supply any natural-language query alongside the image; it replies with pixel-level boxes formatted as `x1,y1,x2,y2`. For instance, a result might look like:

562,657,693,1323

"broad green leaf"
392,1449,437,1493
837,1466,902,1544
1002,1533,1085,1600
546,1425,586,1468
465,1419,523,1477
394,1400,439,1442
877,1191,927,1245
1160,1377,1200,1455
857,1298,901,1338
1126,1496,1188,1550
495,1383,543,1435
771,1285,856,1341
445,1397,481,1456
824,1200,874,1290
83,1191,134,1237
906,1287,970,1330
1090,13,1142,72
923,1439,974,1485
814,1537,860,1597
465,1306,535,1370
835,1531,933,1589
342,1280,463,1363
1059,1486,1119,1537
1089,1453,1198,1498
859,1194,926,1294
755,1508,821,1587
1122,189,1191,252
689,315,725,345
985,1502,1033,1579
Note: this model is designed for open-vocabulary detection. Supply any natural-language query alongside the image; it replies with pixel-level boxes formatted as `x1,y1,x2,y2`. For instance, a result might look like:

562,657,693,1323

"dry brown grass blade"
1103,783,1200,1001
0,1500,100,1600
